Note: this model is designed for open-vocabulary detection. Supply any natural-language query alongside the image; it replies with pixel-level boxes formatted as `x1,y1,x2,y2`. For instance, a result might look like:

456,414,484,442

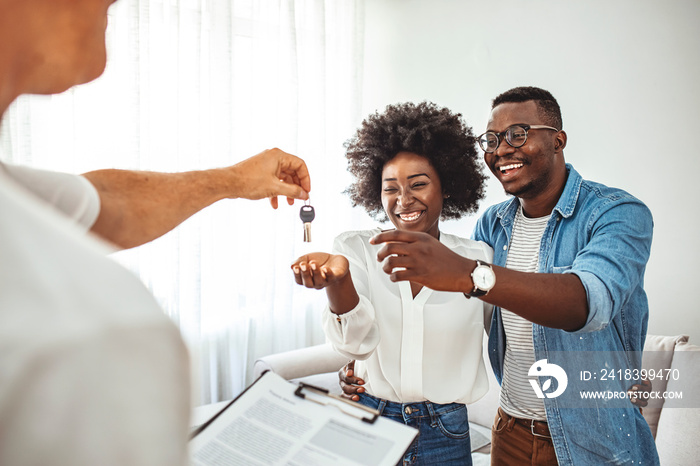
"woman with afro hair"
292,102,492,465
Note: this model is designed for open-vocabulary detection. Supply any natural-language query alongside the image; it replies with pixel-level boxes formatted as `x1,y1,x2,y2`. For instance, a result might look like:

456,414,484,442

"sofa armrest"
641,334,690,438
653,339,700,465
253,343,349,382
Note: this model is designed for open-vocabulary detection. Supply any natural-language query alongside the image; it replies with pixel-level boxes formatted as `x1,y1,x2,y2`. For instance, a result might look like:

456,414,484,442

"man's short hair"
492,86,563,130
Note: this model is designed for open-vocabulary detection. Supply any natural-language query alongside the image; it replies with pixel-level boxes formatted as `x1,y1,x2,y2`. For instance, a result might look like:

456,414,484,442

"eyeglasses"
477,124,558,153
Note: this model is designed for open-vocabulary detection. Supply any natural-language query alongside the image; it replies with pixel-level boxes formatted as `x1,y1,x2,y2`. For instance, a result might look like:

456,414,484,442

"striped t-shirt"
499,204,550,421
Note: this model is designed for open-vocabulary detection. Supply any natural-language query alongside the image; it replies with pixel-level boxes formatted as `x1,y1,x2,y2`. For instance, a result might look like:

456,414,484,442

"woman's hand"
628,377,652,409
338,361,365,401
291,252,350,289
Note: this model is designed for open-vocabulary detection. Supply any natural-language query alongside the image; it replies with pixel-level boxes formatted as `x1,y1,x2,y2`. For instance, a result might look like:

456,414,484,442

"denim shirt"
473,164,659,465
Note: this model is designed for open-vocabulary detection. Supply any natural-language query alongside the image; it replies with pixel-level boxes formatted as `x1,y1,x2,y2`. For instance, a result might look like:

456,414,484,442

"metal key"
299,202,315,242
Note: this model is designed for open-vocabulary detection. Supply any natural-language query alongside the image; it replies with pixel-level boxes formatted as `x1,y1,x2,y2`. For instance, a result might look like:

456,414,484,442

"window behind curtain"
0,0,372,405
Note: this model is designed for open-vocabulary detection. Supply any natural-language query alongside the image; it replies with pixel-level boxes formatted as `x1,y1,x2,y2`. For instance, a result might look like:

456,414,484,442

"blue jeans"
357,392,472,466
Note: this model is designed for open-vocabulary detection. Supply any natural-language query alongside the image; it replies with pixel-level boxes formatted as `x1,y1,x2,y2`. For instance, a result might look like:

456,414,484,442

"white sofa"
253,334,699,465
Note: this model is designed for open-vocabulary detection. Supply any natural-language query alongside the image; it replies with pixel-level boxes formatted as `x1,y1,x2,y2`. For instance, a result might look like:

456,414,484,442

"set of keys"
299,200,315,242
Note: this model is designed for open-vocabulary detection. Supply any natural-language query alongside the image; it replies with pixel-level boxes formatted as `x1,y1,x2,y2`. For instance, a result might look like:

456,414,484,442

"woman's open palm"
291,252,349,289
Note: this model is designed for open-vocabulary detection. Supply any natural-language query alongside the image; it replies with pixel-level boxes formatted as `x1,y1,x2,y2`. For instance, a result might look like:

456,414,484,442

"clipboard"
189,371,418,466
294,381,380,424
190,372,381,438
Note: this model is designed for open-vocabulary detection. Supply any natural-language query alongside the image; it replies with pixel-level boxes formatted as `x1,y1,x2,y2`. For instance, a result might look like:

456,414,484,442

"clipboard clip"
294,381,380,424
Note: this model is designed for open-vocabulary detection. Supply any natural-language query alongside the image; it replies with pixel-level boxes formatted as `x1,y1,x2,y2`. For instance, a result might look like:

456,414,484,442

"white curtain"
0,0,372,405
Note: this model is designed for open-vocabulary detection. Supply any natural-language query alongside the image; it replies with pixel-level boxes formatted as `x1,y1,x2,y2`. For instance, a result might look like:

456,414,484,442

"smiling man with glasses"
370,86,659,465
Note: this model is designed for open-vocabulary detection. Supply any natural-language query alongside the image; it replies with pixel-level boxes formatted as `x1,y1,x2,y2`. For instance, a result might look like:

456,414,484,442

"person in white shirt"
292,102,491,465
0,1,311,465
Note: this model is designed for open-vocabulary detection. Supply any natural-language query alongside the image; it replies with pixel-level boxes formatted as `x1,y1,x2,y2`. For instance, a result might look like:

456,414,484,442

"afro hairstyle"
344,101,486,222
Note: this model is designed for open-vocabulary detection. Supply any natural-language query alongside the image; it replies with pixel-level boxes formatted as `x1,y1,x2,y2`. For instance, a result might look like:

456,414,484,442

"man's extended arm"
371,198,652,332
84,148,310,249
370,230,588,330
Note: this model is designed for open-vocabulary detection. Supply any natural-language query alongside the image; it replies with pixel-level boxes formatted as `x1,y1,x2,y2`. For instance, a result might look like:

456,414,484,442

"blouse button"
503,245,507,250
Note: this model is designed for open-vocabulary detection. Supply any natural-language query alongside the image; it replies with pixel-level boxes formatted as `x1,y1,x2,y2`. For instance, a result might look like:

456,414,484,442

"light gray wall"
361,0,700,341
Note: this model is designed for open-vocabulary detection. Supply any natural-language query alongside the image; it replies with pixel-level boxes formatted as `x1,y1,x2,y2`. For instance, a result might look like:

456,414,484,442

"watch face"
474,265,496,290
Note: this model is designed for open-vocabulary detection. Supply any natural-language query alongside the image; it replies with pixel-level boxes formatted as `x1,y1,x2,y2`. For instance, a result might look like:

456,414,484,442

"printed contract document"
189,371,418,465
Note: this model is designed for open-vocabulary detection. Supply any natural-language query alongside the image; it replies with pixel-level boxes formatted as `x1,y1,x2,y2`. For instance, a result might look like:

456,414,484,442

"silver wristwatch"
468,260,496,297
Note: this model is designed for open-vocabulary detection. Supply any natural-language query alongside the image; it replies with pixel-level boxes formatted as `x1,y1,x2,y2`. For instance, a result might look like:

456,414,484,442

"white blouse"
322,228,494,405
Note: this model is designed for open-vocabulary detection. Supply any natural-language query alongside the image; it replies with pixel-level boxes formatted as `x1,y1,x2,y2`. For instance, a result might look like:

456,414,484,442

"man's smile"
498,162,524,176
